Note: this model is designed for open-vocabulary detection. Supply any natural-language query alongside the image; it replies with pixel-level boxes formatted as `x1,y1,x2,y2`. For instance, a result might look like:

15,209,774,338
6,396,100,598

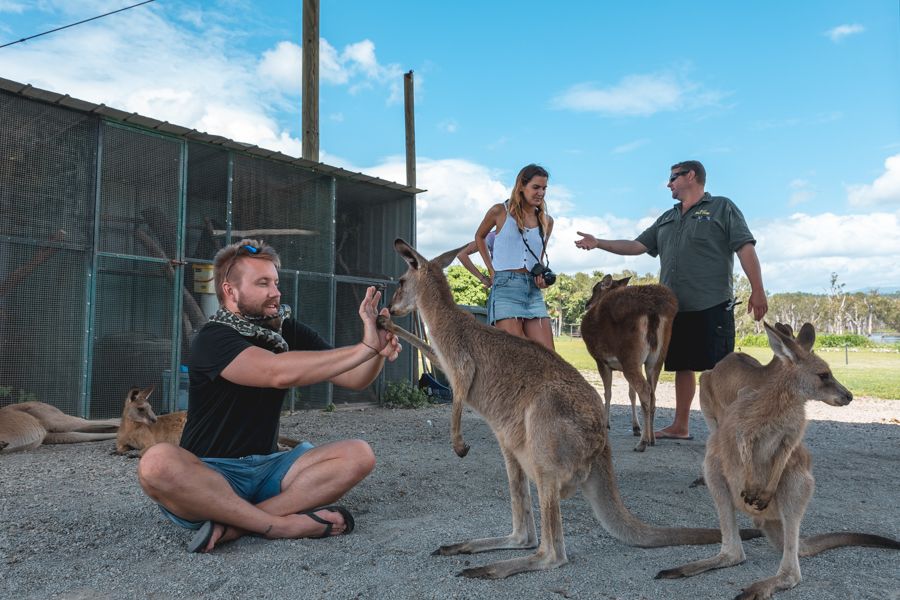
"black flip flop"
187,520,215,553
298,505,355,538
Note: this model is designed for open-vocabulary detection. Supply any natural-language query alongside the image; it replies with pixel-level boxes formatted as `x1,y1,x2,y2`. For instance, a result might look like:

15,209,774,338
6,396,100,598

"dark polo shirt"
636,193,755,312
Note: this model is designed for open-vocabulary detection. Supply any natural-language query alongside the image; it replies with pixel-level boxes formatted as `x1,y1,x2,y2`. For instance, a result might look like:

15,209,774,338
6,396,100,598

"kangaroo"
380,239,760,579
656,321,900,599
580,275,677,451
115,385,302,456
115,386,187,455
0,402,120,453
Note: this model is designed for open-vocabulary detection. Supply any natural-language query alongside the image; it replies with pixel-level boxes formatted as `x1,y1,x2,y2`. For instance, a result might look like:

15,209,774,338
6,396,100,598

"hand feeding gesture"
747,287,768,322
574,231,599,250
358,286,401,361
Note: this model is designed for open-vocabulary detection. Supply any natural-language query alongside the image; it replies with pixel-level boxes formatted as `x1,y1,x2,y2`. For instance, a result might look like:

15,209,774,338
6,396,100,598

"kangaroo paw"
740,489,771,511
375,314,394,332
432,543,471,556
655,567,688,580
453,442,470,458
457,565,502,579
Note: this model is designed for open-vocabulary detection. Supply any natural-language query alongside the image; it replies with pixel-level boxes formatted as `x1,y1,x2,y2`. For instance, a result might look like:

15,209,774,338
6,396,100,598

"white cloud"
0,1,28,14
825,24,865,43
256,37,406,104
787,178,815,206
846,154,900,207
438,119,458,134
551,72,726,116
612,139,649,154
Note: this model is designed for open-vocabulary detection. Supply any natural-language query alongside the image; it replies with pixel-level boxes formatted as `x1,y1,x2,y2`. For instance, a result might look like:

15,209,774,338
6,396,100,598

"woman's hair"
508,163,550,232
213,238,281,303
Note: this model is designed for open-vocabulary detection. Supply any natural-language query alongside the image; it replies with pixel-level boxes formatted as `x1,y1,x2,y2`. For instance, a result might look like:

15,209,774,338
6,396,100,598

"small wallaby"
656,321,900,599
115,385,302,456
380,239,760,580
580,275,677,451
0,402,120,453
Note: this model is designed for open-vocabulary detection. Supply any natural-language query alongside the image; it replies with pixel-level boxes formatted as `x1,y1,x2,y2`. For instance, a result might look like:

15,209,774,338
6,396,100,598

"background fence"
0,85,417,419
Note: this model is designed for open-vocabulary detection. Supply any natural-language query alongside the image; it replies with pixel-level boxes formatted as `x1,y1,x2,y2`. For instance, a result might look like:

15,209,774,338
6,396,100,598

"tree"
446,265,488,307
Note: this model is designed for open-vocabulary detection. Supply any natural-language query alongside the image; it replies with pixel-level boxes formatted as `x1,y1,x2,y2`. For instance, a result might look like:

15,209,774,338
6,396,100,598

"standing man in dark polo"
574,160,767,441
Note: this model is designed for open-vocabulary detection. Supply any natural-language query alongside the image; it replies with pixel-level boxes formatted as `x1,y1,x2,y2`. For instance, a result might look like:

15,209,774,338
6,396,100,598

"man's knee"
345,439,376,478
137,443,184,490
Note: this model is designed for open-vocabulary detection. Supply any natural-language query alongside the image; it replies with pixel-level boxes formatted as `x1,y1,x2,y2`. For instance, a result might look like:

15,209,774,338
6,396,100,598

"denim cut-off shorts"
159,441,315,529
489,270,549,325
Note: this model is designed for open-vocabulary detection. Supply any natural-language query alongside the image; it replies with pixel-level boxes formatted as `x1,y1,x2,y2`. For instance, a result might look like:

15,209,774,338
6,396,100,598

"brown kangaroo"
115,386,187,455
580,275,677,451
115,385,302,456
380,239,760,580
0,402,120,453
656,321,900,599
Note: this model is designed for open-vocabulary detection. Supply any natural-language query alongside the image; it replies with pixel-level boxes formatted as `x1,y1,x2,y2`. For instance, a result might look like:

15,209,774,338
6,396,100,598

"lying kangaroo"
115,385,301,456
380,239,760,579
580,275,677,451
656,321,900,599
115,386,187,456
0,402,120,453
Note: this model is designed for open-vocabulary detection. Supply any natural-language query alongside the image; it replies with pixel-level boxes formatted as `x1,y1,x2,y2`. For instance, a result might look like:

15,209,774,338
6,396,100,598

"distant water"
867,333,900,344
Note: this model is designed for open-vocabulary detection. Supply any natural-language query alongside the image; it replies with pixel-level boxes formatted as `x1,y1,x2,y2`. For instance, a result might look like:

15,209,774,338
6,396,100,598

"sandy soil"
1,373,898,600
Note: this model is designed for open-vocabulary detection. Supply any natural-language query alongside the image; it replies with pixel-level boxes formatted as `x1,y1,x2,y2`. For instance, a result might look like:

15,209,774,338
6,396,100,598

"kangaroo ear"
600,274,613,288
394,238,424,270
615,276,631,287
127,387,140,402
774,322,794,338
764,321,799,363
433,243,469,270
796,322,816,351
141,385,155,399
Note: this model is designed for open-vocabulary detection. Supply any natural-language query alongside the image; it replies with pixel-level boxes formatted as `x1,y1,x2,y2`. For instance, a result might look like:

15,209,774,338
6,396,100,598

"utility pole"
302,0,319,162
404,70,416,188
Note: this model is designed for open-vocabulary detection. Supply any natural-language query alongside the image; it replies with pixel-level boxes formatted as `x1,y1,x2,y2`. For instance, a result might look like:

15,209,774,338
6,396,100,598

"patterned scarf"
208,305,292,353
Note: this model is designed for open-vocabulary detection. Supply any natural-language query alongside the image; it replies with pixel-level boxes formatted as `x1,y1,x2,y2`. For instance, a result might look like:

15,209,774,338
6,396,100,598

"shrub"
737,331,875,349
383,380,431,409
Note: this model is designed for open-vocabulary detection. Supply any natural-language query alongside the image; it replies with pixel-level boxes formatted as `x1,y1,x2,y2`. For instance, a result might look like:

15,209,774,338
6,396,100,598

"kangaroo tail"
800,532,900,557
582,445,761,547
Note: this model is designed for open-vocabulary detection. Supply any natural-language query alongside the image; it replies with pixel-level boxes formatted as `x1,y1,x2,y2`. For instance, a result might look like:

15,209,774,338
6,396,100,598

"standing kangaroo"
656,321,900,599
115,385,302,456
580,275,677,451
380,239,760,579
0,402,120,453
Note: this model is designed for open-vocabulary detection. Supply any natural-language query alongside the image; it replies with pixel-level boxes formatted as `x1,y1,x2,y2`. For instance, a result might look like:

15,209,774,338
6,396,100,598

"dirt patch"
1,373,898,600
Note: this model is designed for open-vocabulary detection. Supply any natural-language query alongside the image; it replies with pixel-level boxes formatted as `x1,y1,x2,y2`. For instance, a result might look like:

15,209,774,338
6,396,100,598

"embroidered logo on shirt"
693,208,712,221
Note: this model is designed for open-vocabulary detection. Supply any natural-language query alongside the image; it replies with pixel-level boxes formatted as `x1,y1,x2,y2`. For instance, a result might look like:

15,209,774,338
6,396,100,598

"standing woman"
475,163,555,350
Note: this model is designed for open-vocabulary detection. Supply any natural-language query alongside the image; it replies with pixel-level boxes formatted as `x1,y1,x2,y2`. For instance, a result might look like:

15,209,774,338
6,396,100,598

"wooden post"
404,70,416,188
302,0,319,162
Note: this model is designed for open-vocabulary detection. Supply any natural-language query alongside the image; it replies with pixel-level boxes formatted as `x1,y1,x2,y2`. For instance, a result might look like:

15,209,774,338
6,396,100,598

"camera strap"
519,215,550,269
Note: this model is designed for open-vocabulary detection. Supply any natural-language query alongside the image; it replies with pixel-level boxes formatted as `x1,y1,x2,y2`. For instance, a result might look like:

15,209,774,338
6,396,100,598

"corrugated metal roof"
0,76,425,195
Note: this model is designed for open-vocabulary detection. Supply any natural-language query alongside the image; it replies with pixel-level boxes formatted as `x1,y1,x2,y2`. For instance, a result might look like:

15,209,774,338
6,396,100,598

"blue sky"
1,0,899,293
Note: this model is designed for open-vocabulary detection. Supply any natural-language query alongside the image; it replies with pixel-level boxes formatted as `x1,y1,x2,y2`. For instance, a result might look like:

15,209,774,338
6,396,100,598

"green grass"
555,336,900,400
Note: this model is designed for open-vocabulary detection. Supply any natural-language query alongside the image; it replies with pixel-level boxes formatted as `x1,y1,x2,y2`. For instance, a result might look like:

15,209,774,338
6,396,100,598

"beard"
237,298,282,331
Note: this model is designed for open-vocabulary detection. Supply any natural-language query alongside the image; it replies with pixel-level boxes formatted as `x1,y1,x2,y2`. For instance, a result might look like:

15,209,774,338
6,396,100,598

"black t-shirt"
181,318,332,458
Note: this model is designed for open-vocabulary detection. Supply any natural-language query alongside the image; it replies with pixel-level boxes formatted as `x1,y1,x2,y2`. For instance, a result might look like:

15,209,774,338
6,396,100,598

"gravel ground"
1,373,898,600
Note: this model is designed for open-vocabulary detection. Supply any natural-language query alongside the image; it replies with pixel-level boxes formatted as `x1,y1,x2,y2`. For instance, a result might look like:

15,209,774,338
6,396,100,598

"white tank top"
491,204,545,271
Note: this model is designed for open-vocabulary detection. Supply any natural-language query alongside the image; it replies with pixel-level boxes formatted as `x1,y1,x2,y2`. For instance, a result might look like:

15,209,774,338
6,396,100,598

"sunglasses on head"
668,170,690,183
223,244,261,281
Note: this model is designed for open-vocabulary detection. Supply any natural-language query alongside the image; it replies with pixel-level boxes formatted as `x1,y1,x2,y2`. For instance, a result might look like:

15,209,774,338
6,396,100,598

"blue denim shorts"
489,270,549,324
159,441,315,529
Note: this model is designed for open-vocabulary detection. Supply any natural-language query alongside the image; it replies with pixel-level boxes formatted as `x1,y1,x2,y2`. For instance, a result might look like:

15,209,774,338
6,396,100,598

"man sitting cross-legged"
137,238,401,553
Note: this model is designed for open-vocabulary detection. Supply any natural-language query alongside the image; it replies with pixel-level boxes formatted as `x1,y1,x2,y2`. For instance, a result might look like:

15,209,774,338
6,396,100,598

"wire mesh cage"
1,86,417,418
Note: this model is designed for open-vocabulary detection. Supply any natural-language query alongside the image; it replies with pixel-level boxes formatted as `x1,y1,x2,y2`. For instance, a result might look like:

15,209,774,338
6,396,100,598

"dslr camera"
530,262,557,286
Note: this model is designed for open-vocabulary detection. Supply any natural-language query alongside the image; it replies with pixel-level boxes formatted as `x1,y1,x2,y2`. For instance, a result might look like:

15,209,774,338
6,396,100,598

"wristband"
361,341,380,355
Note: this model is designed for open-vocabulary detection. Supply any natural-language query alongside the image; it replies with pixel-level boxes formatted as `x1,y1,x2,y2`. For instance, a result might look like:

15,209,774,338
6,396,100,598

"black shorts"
664,301,735,372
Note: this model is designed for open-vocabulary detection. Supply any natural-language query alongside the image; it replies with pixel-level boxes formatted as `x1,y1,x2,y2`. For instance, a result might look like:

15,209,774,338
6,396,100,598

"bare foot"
290,507,352,539
654,427,693,440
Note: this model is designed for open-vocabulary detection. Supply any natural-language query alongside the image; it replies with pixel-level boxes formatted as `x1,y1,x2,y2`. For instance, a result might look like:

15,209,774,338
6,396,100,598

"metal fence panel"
0,92,96,412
